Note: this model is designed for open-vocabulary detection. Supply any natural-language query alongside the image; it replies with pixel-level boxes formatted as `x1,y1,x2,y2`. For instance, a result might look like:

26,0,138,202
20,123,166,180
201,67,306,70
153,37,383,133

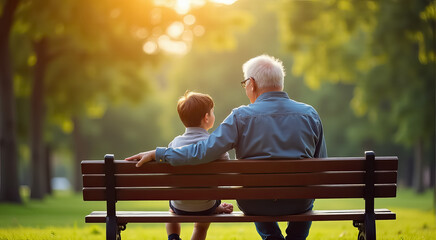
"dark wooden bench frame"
81,151,397,240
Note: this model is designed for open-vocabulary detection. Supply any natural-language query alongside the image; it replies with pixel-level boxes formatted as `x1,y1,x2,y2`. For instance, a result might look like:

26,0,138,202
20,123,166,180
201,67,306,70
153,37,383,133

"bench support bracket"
353,220,366,240
117,224,127,240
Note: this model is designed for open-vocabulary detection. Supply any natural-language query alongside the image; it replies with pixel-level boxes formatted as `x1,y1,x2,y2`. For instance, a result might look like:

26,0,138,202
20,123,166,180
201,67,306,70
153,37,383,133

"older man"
126,55,327,240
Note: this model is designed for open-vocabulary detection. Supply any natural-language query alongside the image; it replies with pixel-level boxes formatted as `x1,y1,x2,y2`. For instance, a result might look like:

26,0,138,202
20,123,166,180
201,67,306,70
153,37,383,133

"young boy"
166,91,233,240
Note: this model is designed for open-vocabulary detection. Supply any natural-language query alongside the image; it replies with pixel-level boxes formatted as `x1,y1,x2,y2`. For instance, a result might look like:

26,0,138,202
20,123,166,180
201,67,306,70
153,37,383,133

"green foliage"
359,0,435,147
277,0,377,88
10,0,162,151
190,1,253,51
79,93,171,159
278,0,435,148
10,0,250,135
77,0,256,156
6,0,255,179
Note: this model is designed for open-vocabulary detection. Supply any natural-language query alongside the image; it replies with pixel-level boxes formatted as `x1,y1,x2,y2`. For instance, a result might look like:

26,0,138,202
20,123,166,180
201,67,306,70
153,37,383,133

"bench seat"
85,209,396,223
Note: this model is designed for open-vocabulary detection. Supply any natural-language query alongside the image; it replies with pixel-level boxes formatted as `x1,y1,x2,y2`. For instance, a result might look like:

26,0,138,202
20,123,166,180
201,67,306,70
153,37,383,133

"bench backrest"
81,152,397,201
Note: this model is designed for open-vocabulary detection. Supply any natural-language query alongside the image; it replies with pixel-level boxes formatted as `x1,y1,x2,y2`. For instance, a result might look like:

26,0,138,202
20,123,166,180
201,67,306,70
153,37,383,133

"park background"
0,0,435,239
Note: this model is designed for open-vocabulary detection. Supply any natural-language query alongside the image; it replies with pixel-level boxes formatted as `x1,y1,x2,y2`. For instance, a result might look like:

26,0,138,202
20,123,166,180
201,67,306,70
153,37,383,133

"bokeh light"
143,41,158,54
183,15,196,25
147,0,238,55
167,21,185,38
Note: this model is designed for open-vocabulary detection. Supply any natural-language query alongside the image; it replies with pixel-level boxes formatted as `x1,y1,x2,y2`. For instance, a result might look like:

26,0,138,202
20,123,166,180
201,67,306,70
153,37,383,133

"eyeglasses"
241,77,254,88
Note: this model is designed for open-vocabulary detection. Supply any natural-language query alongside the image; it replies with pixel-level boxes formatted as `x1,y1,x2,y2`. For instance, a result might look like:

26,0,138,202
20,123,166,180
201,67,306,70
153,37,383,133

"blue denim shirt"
156,91,327,165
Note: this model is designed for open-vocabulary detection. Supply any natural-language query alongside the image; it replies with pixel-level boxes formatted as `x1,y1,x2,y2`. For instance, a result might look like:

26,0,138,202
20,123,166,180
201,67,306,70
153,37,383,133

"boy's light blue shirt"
156,91,327,165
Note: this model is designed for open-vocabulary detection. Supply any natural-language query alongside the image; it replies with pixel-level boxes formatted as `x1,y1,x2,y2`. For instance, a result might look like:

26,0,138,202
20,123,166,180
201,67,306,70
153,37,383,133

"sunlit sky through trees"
144,0,239,55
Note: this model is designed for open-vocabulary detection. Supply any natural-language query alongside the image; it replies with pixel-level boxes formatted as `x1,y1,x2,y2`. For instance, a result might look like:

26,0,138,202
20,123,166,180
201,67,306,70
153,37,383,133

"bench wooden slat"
85,209,396,223
83,184,396,201
83,171,397,188
81,157,398,174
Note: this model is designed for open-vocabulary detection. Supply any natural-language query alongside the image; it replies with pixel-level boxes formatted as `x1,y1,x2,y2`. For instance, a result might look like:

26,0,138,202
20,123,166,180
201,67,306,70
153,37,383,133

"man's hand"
124,150,156,167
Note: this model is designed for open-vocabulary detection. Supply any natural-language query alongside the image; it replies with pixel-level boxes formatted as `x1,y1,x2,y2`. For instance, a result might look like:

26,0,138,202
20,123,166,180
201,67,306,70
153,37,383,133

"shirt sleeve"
155,111,239,166
314,118,328,158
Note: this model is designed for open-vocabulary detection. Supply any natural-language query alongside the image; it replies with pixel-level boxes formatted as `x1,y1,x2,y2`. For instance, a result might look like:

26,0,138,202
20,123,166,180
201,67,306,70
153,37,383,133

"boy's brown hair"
177,91,214,127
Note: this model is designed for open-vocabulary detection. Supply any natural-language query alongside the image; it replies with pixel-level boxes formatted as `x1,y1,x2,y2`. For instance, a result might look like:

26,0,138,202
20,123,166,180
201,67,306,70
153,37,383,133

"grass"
0,188,434,239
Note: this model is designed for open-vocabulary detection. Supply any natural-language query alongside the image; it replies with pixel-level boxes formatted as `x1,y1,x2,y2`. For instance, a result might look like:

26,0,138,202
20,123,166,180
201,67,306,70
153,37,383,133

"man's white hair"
242,54,285,90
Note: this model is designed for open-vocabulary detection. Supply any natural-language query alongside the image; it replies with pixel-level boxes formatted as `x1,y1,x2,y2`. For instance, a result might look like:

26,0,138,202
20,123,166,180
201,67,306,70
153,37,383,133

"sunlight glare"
154,0,238,15
148,0,238,55
158,35,189,55
143,41,158,54
176,0,190,14
167,21,185,38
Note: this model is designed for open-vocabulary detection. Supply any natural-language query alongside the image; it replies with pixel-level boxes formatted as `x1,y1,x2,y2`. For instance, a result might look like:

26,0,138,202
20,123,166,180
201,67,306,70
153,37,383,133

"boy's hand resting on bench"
125,150,156,167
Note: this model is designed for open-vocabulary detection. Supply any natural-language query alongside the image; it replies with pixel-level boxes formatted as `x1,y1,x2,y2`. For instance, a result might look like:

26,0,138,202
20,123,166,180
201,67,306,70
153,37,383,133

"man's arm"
125,150,156,167
125,136,178,166
155,112,239,166
314,119,328,158
125,110,239,167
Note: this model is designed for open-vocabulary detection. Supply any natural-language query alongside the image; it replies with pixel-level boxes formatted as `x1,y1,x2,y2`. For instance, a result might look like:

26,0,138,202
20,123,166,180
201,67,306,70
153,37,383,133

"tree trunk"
30,38,48,199
45,144,52,195
433,149,435,216
404,156,414,187
72,117,86,192
0,0,21,203
413,140,425,193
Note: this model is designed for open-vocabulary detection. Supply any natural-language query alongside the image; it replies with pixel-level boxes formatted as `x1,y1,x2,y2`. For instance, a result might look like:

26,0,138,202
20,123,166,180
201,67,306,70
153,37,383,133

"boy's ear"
203,112,210,122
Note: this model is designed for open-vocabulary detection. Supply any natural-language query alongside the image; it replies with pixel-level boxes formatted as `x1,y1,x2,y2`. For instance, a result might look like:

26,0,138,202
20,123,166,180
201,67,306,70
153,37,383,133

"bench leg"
106,216,116,240
106,216,118,240
364,213,376,240
106,217,127,240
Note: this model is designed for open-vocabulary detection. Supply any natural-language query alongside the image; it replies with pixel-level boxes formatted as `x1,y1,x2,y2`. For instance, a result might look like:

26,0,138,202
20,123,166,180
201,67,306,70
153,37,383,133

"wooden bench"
81,151,397,240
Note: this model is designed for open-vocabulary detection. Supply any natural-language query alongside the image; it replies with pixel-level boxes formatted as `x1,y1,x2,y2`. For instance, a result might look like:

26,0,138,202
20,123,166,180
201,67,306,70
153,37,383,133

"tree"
29,37,50,198
0,0,21,203
278,0,435,193
11,0,183,195
360,0,435,193
9,0,252,197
